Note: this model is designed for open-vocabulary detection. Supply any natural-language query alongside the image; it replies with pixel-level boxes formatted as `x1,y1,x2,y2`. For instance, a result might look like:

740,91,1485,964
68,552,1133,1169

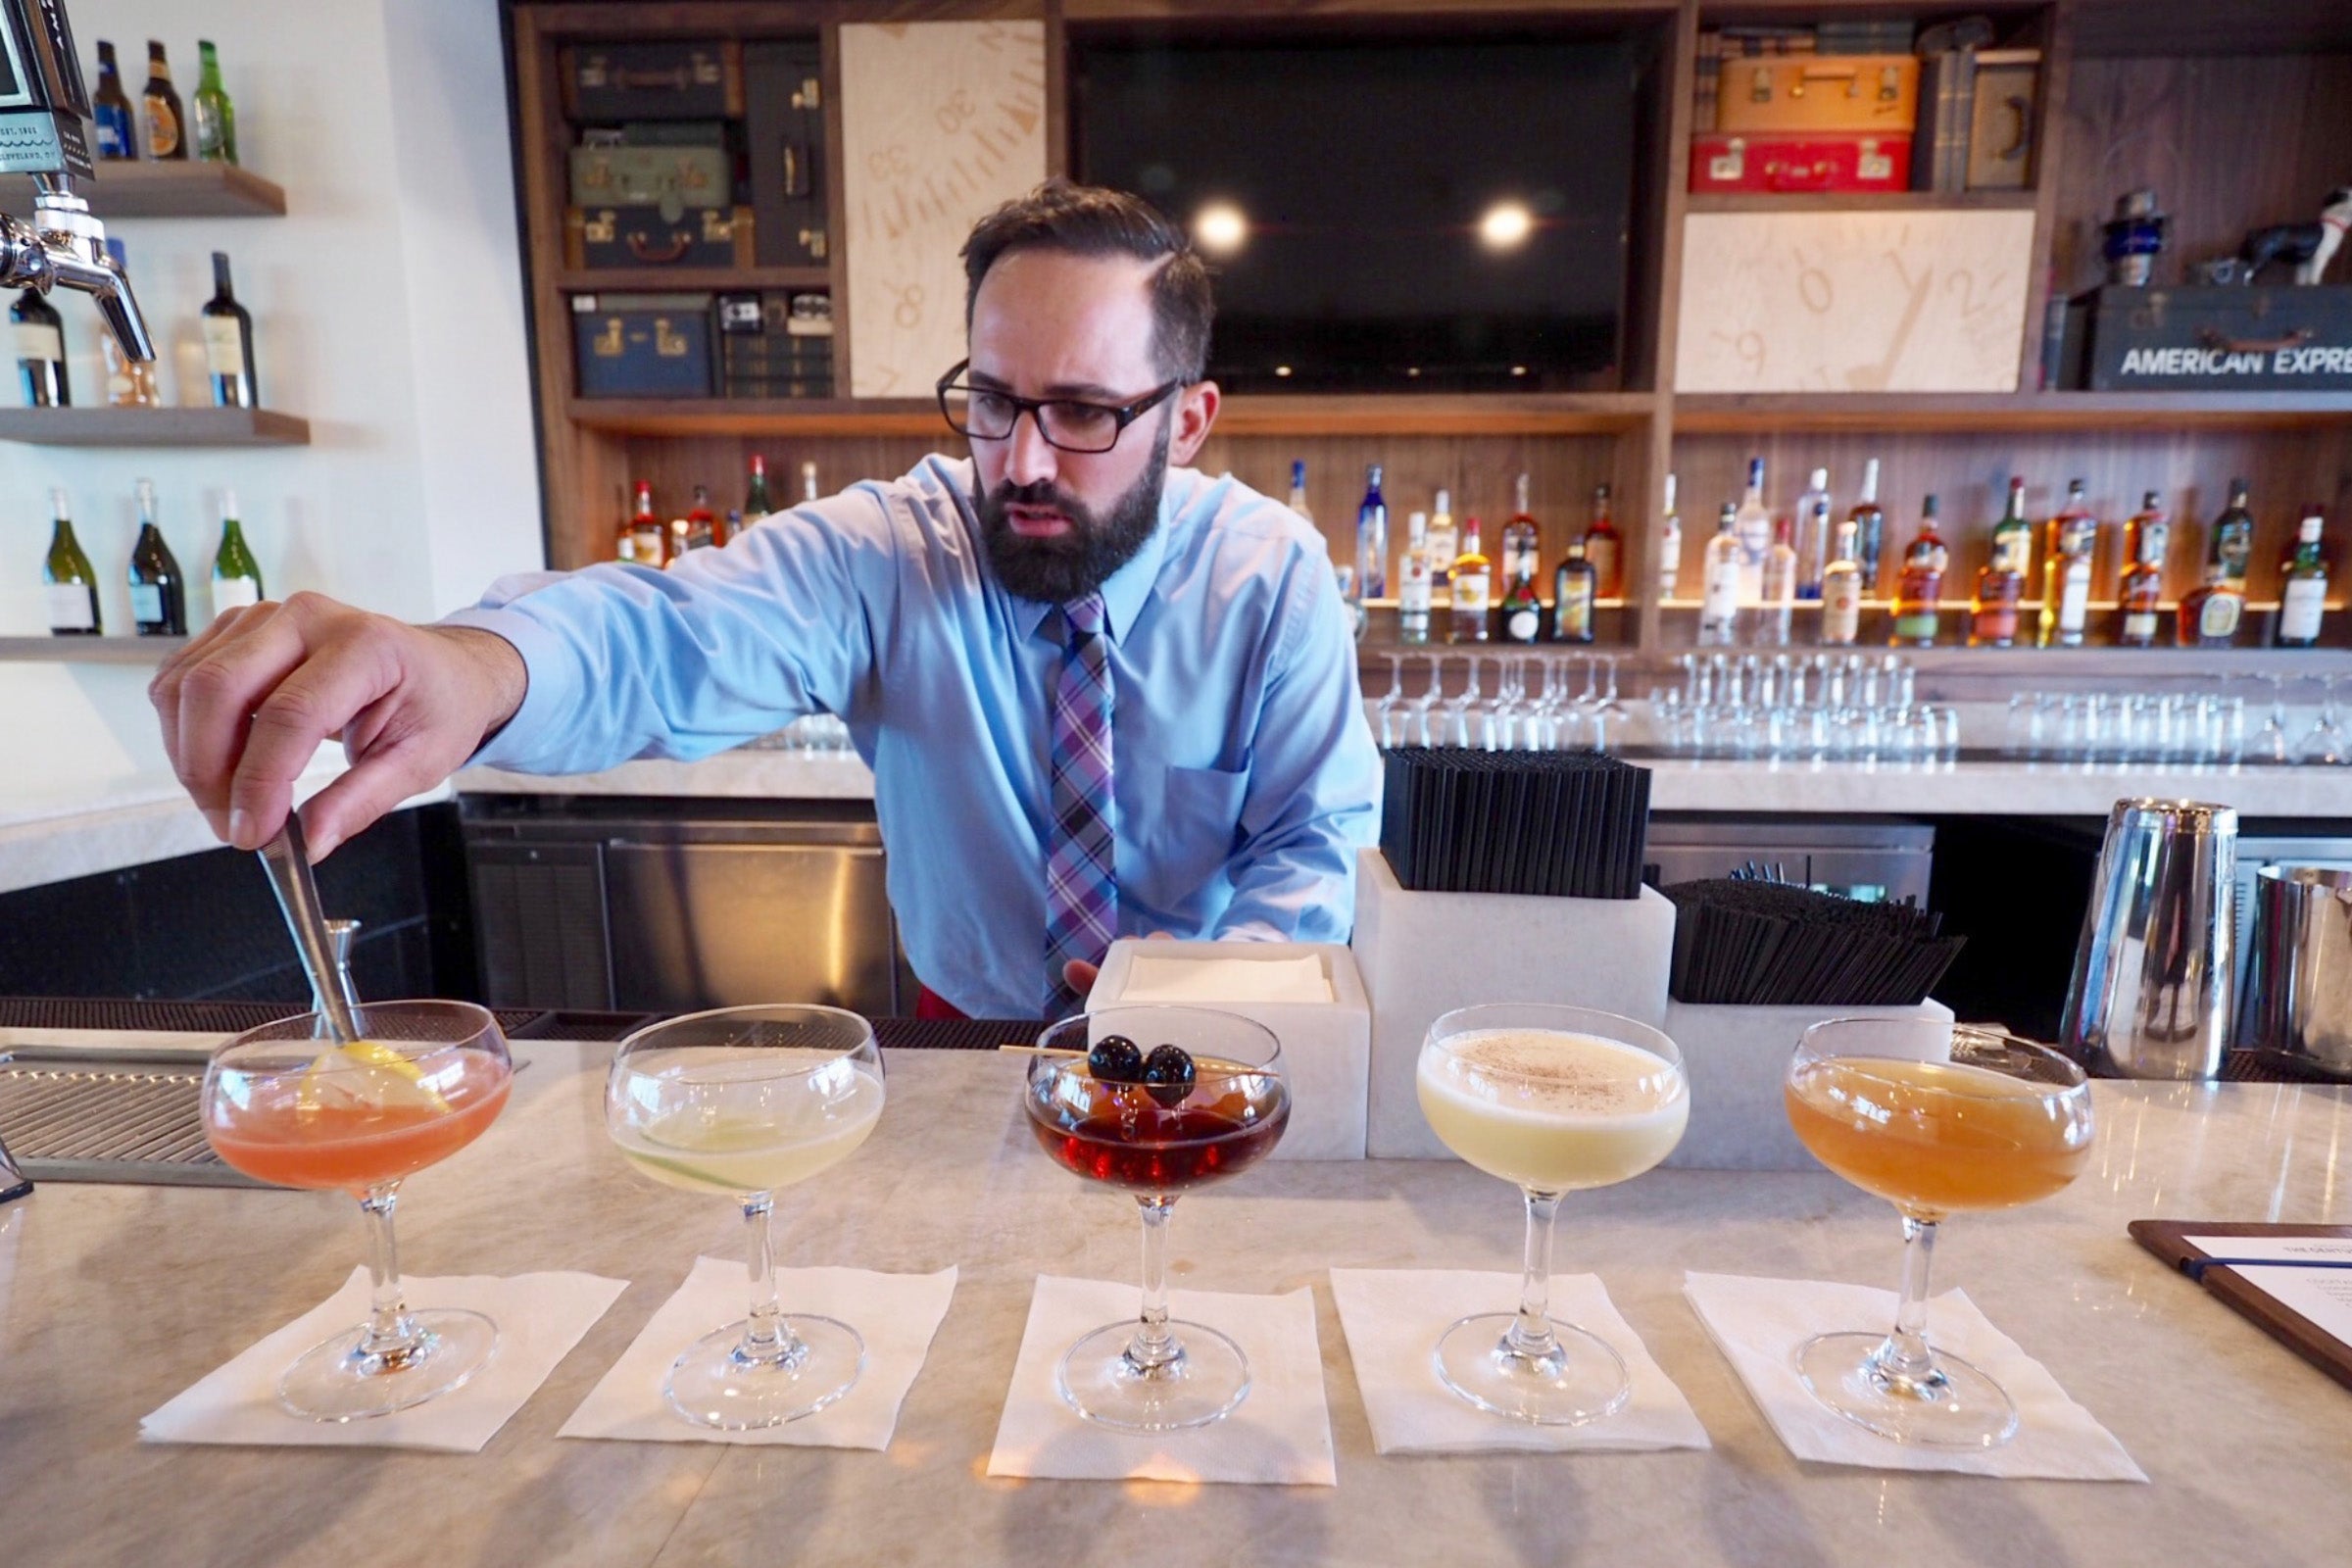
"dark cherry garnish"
1088,1034,1145,1083
1142,1044,1197,1108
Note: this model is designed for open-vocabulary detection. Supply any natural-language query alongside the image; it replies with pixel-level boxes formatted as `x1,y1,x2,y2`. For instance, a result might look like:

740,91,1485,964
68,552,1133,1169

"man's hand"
149,593,528,861
1061,931,1175,1000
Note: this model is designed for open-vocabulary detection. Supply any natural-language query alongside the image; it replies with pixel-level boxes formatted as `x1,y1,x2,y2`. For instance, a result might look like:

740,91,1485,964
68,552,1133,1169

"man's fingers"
225,642,401,849
298,736,451,861
149,603,265,779
168,608,313,818
1063,958,1101,997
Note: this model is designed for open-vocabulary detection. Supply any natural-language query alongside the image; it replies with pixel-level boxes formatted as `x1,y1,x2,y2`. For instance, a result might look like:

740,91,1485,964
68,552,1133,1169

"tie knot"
1057,593,1106,646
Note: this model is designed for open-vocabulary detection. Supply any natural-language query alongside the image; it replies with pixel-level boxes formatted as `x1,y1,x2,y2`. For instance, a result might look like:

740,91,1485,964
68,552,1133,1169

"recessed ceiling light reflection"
1194,202,1249,257
1274,365,1293,377
1479,201,1534,250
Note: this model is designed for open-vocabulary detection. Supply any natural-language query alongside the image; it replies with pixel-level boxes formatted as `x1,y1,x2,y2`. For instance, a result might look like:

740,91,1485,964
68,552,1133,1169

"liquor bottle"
11,287,67,407
800,460,819,504
1820,518,1862,646
2278,510,2329,648
1656,471,1682,600
1970,478,2029,647
2209,477,2255,591
211,490,264,616
91,41,136,161
128,479,187,636
2123,490,2170,580
1733,457,1771,600
191,40,236,165
1397,511,1433,644
100,242,157,407
1499,473,1540,608
1759,514,1797,646
1425,486,1456,591
1448,516,1492,643
2177,564,2243,648
1699,502,1742,647
2117,524,2165,648
201,252,258,409
1891,496,1947,648
1356,465,1390,601
2038,478,2096,649
626,480,665,565
142,40,186,160
744,455,773,519
1550,541,1597,644
612,485,637,563
1582,482,1623,600
1287,460,1311,524
1791,466,1832,599
1848,458,1886,596
1498,524,1541,645
682,484,719,551
42,488,100,636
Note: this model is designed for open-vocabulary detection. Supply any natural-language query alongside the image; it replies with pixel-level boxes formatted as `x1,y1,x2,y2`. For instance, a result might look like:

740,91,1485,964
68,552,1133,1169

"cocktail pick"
256,813,362,1045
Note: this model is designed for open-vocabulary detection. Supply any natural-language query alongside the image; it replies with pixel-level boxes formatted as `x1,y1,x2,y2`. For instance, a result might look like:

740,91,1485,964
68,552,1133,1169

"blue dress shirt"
445,454,1383,1018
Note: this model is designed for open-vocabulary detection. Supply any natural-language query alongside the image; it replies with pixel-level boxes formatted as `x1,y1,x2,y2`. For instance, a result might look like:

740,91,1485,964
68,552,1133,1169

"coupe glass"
607,1004,886,1429
1784,1018,2094,1447
1025,1005,1289,1431
1416,1004,1688,1424
201,1001,514,1421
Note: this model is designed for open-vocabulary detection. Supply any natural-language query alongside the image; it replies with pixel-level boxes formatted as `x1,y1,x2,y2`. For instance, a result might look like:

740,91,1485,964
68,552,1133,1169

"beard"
974,419,1169,605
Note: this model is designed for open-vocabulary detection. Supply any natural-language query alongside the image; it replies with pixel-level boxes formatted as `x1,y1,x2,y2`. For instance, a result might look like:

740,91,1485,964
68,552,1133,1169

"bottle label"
45,582,94,630
147,102,180,158
1585,538,1620,598
2058,569,2091,633
1398,556,1432,615
13,322,61,364
202,317,244,376
1821,576,1860,644
1894,610,1938,642
1452,571,1490,612
129,583,164,624
2198,592,2242,641
1553,588,1593,642
213,577,260,612
1701,559,1741,628
1425,528,1456,583
2123,609,2159,641
94,105,132,159
2281,578,2327,641
1993,533,2031,574
1504,607,1540,643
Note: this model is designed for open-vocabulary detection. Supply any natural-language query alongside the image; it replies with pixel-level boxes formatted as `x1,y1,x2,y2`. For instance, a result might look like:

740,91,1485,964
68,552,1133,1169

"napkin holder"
1661,998,1954,1170
1085,938,1370,1160
1350,847,1676,1159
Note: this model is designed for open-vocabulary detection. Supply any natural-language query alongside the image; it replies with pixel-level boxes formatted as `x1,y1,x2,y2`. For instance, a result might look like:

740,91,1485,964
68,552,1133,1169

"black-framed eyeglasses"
935,360,1182,455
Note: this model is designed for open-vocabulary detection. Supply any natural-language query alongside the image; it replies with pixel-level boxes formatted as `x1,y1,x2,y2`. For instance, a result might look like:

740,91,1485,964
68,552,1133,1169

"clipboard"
2130,1221,2352,1393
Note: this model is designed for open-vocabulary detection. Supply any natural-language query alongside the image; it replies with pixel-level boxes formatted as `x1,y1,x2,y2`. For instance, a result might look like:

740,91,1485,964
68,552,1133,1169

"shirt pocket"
1134,762,1250,901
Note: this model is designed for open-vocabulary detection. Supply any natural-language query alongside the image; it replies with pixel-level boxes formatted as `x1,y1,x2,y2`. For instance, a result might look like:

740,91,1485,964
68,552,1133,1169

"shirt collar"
1008,475,1176,648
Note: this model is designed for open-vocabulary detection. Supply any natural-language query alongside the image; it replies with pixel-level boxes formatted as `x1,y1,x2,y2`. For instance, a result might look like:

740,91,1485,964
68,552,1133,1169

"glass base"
276,1307,498,1422
1435,1312,1631,1426
1056,1319,1250,1432
1795,1330,2020,1448
665,1314,864,1430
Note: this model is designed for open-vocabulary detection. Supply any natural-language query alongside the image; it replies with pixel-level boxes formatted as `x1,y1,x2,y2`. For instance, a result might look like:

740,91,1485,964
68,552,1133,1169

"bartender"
149,179,1382,1020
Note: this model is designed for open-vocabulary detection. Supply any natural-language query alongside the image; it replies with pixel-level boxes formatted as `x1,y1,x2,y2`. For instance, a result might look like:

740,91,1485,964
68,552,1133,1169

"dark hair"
960,177,1213,383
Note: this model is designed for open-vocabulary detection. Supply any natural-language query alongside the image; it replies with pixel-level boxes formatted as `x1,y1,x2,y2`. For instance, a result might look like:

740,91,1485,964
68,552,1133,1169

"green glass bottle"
43,486,100,636
211,489,265,617
744,453,773,519
192,40,236,165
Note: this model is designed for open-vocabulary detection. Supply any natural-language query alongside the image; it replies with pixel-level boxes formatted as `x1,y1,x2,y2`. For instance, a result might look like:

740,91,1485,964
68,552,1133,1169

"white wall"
0,0,541,791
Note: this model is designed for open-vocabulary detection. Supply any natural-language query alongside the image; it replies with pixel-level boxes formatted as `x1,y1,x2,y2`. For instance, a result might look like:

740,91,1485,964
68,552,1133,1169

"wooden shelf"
5,161,286,218
0,635,183,663
557,267,829,293
0,407,310,447
569,398,926,436
1672,392,2352,434
1685,191,2039,215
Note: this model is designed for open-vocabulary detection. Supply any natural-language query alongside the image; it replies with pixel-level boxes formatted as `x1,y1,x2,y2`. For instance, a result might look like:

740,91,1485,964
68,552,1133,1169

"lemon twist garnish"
295,1039,453,1121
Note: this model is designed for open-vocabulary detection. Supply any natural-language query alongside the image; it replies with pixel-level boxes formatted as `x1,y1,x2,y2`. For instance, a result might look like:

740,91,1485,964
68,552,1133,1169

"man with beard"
148,179,1380,1019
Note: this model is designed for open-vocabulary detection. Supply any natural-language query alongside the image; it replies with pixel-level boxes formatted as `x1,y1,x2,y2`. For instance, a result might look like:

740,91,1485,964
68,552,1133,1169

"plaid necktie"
1044,593,1116,1016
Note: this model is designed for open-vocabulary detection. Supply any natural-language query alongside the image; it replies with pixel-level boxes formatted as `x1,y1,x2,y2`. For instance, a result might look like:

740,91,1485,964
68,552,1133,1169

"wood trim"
1044,0,1070,177
820,21,851,399
1638,0,1700,654
554,267,830,292
1062,0,1680,18
1672,392,2352,433
2017,1,2074,392
9,161,288,218
0,636,185,663
0,408,310,447
525,2,1047,35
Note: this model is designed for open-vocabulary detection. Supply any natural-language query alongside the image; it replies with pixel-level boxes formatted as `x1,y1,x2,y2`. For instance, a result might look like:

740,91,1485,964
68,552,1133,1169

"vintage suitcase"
744,40,827,267
1965,49,2039,191
567,143,731,217
1714,54,1919,134
1690,131,1910,194
2063,286,2352,391
566,205,754,270
572,292,715,399
564,41,742,122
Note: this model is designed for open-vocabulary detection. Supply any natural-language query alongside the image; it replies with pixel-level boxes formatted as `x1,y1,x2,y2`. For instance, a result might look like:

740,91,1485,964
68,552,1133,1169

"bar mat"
1379,748,1650,899
1660,879,1965,1006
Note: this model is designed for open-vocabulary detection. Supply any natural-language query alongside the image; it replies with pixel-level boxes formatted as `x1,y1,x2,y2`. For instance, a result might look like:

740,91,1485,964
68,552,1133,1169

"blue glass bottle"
1355,464,1389,602
91,41,136,161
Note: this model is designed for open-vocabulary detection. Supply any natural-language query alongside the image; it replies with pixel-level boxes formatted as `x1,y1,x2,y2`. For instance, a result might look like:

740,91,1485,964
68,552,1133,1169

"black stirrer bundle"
1660,877,1967,1006
1379,748,1650,900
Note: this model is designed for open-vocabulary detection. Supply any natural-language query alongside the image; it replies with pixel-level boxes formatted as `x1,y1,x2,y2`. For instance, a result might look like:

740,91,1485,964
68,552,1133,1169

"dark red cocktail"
1029,1081,1290,1195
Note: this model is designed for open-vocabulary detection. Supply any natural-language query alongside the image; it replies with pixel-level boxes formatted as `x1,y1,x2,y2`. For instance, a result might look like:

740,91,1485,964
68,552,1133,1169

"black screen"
1073,34,1637,392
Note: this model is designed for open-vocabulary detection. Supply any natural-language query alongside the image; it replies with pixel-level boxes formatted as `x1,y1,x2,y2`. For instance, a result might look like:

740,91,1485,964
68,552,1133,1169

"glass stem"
1504,1188,1564,1361
1127,1196,1182,1372
738,1193,804,1367
1876,1213,1945,1393
355,1183,427,1366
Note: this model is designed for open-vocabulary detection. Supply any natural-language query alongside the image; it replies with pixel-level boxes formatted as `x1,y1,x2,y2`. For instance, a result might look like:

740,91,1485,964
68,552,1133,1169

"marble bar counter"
4,1041,2350,1567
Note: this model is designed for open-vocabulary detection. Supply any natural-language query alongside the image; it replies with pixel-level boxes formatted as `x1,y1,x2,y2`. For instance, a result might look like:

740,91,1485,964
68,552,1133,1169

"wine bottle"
91,41,137,161
201,252,258,409
11,287,68,407
142,40,186,161
129,479,187,636
43,488,101,636
744,454,773,519
191,40,237,165
211,490,265,616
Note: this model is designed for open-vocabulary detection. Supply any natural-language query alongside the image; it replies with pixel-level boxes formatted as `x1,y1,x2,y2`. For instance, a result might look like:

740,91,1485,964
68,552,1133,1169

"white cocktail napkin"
1683,1271,2145,1481
559,1256,956,1446
140,1267,626,1451
1329,1268,1710,1453
986,1274,1336,1485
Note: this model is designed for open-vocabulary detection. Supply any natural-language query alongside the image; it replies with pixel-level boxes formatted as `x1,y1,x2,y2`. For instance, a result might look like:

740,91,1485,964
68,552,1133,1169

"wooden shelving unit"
0,636,183,663
3,161,287,218
0,408,310,447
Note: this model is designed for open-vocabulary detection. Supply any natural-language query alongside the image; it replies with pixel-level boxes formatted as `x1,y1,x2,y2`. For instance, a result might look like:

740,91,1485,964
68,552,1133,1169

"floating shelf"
1671,392,2352,434
558,266,830,293
0,635,184,662
1683,190,2039,215
0,407,310,447
3,161,286,218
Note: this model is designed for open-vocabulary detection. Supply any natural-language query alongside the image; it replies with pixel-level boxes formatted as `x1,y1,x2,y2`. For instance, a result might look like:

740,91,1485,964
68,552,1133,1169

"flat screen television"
1071,32,1639,393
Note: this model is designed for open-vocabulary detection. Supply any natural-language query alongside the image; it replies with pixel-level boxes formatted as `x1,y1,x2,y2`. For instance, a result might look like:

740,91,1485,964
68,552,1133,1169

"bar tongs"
258,814,363,1046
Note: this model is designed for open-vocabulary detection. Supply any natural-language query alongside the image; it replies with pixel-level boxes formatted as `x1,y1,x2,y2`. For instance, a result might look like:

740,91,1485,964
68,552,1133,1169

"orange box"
1714,54,1919,134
